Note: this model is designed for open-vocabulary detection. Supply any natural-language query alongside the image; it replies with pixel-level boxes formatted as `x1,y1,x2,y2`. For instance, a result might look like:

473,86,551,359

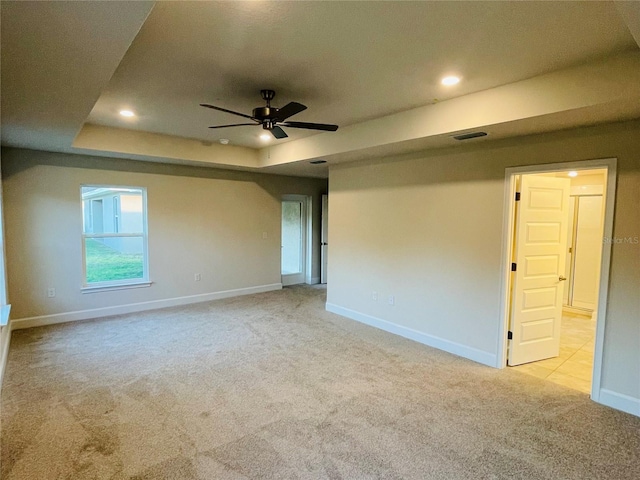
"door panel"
508,175,571,366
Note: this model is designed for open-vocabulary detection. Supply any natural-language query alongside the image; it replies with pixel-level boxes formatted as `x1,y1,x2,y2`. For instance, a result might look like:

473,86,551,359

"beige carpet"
1,285,639,479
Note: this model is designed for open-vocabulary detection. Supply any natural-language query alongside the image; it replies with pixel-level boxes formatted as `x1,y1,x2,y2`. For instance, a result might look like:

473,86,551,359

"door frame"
281,194,313,286
497,158,617,402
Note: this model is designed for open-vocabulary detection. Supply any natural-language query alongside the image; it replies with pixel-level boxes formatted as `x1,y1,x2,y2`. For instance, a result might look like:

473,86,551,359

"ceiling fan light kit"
201,89,339,139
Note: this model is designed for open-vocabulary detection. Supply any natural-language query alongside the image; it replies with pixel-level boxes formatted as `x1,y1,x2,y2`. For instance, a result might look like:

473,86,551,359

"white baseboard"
11,283,283,330
598,388,640,417
0,322,12,389
307,277,321,285
325,303,497,367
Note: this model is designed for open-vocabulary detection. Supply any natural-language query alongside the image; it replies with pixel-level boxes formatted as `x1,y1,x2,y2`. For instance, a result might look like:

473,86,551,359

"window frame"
80,184,150,293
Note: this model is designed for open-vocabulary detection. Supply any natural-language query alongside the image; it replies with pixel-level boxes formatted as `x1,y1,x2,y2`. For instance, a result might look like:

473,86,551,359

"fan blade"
208,123,257,129
274,102,307,121
270,126,288,139
281,121,338,132
200,103,257,121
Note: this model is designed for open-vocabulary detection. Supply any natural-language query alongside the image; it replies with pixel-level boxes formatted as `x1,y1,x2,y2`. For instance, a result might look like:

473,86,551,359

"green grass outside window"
85,238,144,283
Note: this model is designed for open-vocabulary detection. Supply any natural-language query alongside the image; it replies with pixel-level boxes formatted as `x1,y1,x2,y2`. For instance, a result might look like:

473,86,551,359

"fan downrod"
260,89,276,106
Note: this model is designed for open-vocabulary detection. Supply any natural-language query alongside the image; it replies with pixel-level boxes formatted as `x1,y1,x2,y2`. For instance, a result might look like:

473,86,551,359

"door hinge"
515,192,521,201
508,331,513,340
511,262,517,272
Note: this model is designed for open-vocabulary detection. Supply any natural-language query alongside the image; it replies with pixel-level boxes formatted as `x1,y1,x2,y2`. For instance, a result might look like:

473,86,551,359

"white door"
508,175,571,366
281,198,306,286
321,194,328,284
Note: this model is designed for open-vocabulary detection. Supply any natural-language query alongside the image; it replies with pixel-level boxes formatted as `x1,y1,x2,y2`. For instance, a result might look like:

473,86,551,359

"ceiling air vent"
453,131,487,141
310,160,327,164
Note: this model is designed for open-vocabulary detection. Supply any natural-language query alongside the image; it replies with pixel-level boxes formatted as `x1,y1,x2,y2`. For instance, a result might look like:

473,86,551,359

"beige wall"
327,120,640,402
1,148,327,320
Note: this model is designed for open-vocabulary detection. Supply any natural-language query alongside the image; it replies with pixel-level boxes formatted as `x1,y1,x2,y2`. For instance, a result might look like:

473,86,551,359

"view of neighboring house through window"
81,186,148,287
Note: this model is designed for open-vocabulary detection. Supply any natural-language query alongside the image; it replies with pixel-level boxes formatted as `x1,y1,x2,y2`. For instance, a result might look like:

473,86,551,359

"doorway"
498,159,616,401
281,195,310,286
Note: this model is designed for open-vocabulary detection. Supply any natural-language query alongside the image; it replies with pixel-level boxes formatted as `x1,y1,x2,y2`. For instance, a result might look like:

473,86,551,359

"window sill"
81,281,152,294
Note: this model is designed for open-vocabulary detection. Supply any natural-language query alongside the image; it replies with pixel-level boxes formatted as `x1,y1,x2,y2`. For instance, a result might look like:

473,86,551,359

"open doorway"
281,195,311,286
499,159,616,401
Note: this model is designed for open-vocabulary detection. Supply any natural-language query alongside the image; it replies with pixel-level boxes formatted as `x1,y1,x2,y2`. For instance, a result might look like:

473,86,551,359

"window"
81,186,149,290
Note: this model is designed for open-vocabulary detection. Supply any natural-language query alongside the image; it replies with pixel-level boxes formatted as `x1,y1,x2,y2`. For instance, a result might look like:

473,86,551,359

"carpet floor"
1,285,639,479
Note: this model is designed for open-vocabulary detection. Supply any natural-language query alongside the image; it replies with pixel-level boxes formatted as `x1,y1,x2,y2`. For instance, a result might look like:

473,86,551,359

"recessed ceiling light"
259,134,271,141
568,171,578,177
219,138,229,145
119,110,135,117
441,76,460,86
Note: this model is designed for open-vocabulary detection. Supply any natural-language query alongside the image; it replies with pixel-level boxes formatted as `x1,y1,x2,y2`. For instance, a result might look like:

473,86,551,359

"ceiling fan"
200,89,339,139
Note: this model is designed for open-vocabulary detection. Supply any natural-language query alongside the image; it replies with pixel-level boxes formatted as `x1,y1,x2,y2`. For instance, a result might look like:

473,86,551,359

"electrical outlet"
372,291,378,301
194,273,201,282
388,295,395,306
47,288,56,298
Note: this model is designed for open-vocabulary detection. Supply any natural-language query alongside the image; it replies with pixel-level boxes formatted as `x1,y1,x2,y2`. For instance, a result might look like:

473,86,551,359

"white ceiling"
2,1,640,178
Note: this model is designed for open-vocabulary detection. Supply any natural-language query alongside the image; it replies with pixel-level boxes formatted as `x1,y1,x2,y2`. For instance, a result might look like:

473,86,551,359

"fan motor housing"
252,106,278,120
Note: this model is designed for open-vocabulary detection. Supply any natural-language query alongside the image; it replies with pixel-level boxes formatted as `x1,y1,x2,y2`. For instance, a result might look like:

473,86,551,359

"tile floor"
509,312,596,393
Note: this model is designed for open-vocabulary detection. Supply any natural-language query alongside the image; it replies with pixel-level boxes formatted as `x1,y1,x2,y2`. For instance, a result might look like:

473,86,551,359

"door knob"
559,276,567,281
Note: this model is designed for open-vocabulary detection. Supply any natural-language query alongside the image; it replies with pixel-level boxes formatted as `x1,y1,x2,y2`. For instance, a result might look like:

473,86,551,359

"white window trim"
80,185,150,290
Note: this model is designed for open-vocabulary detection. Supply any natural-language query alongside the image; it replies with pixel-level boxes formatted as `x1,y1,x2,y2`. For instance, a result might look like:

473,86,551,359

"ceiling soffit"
74,52,640,174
